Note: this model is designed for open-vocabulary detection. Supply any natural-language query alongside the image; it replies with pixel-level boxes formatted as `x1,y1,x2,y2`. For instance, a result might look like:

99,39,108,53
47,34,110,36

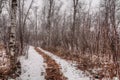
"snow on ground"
38,47,91,80
19,46,46,80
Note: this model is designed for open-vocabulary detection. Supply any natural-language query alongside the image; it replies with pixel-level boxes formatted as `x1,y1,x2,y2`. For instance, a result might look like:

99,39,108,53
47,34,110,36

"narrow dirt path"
35,48,67,80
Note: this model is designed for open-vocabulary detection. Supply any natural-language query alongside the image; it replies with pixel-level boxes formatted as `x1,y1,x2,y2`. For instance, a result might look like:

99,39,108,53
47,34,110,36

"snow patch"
39,47,90,80
19,46,46,80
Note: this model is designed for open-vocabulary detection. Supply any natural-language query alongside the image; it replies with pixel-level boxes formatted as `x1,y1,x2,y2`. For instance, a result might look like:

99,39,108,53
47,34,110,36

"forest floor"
43,47,120,80
0,45,119,80
18,46,91,80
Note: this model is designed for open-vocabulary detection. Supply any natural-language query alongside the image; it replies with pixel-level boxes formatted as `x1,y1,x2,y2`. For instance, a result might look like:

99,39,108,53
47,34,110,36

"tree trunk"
9,0,17,74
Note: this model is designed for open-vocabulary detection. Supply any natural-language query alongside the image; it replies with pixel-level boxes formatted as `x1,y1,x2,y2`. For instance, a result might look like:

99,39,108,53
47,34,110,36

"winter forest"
0,0,120,80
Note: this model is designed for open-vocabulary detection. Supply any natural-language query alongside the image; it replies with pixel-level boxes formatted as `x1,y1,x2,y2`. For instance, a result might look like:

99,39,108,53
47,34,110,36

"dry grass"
43,47,120,79
0,43,11,75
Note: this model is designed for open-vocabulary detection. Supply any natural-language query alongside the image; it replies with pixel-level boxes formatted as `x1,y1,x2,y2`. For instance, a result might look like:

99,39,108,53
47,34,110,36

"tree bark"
9,0,17,74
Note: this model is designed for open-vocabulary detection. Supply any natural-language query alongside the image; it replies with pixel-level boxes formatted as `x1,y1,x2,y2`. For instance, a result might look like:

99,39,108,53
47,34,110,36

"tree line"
0,0,120,79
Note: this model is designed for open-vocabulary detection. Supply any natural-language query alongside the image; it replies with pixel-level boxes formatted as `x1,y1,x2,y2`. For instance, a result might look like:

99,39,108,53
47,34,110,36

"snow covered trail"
19,46,46,80
38,47,90,80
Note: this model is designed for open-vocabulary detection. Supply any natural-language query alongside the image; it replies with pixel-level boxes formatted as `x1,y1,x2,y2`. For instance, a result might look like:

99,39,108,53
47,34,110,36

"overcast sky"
26,0,100,11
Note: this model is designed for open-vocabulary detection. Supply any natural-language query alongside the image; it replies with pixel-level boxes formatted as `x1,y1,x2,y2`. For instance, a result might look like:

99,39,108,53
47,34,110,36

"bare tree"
8,0,17,77
18,0,34,56
71,0,79,51
0,0,4,14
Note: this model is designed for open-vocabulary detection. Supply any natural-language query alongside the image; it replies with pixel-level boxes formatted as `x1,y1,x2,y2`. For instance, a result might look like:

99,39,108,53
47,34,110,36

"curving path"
18,46,90,80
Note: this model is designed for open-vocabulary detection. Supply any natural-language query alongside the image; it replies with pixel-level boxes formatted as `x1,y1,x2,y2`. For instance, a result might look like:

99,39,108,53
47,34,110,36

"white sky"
26,0,100,10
